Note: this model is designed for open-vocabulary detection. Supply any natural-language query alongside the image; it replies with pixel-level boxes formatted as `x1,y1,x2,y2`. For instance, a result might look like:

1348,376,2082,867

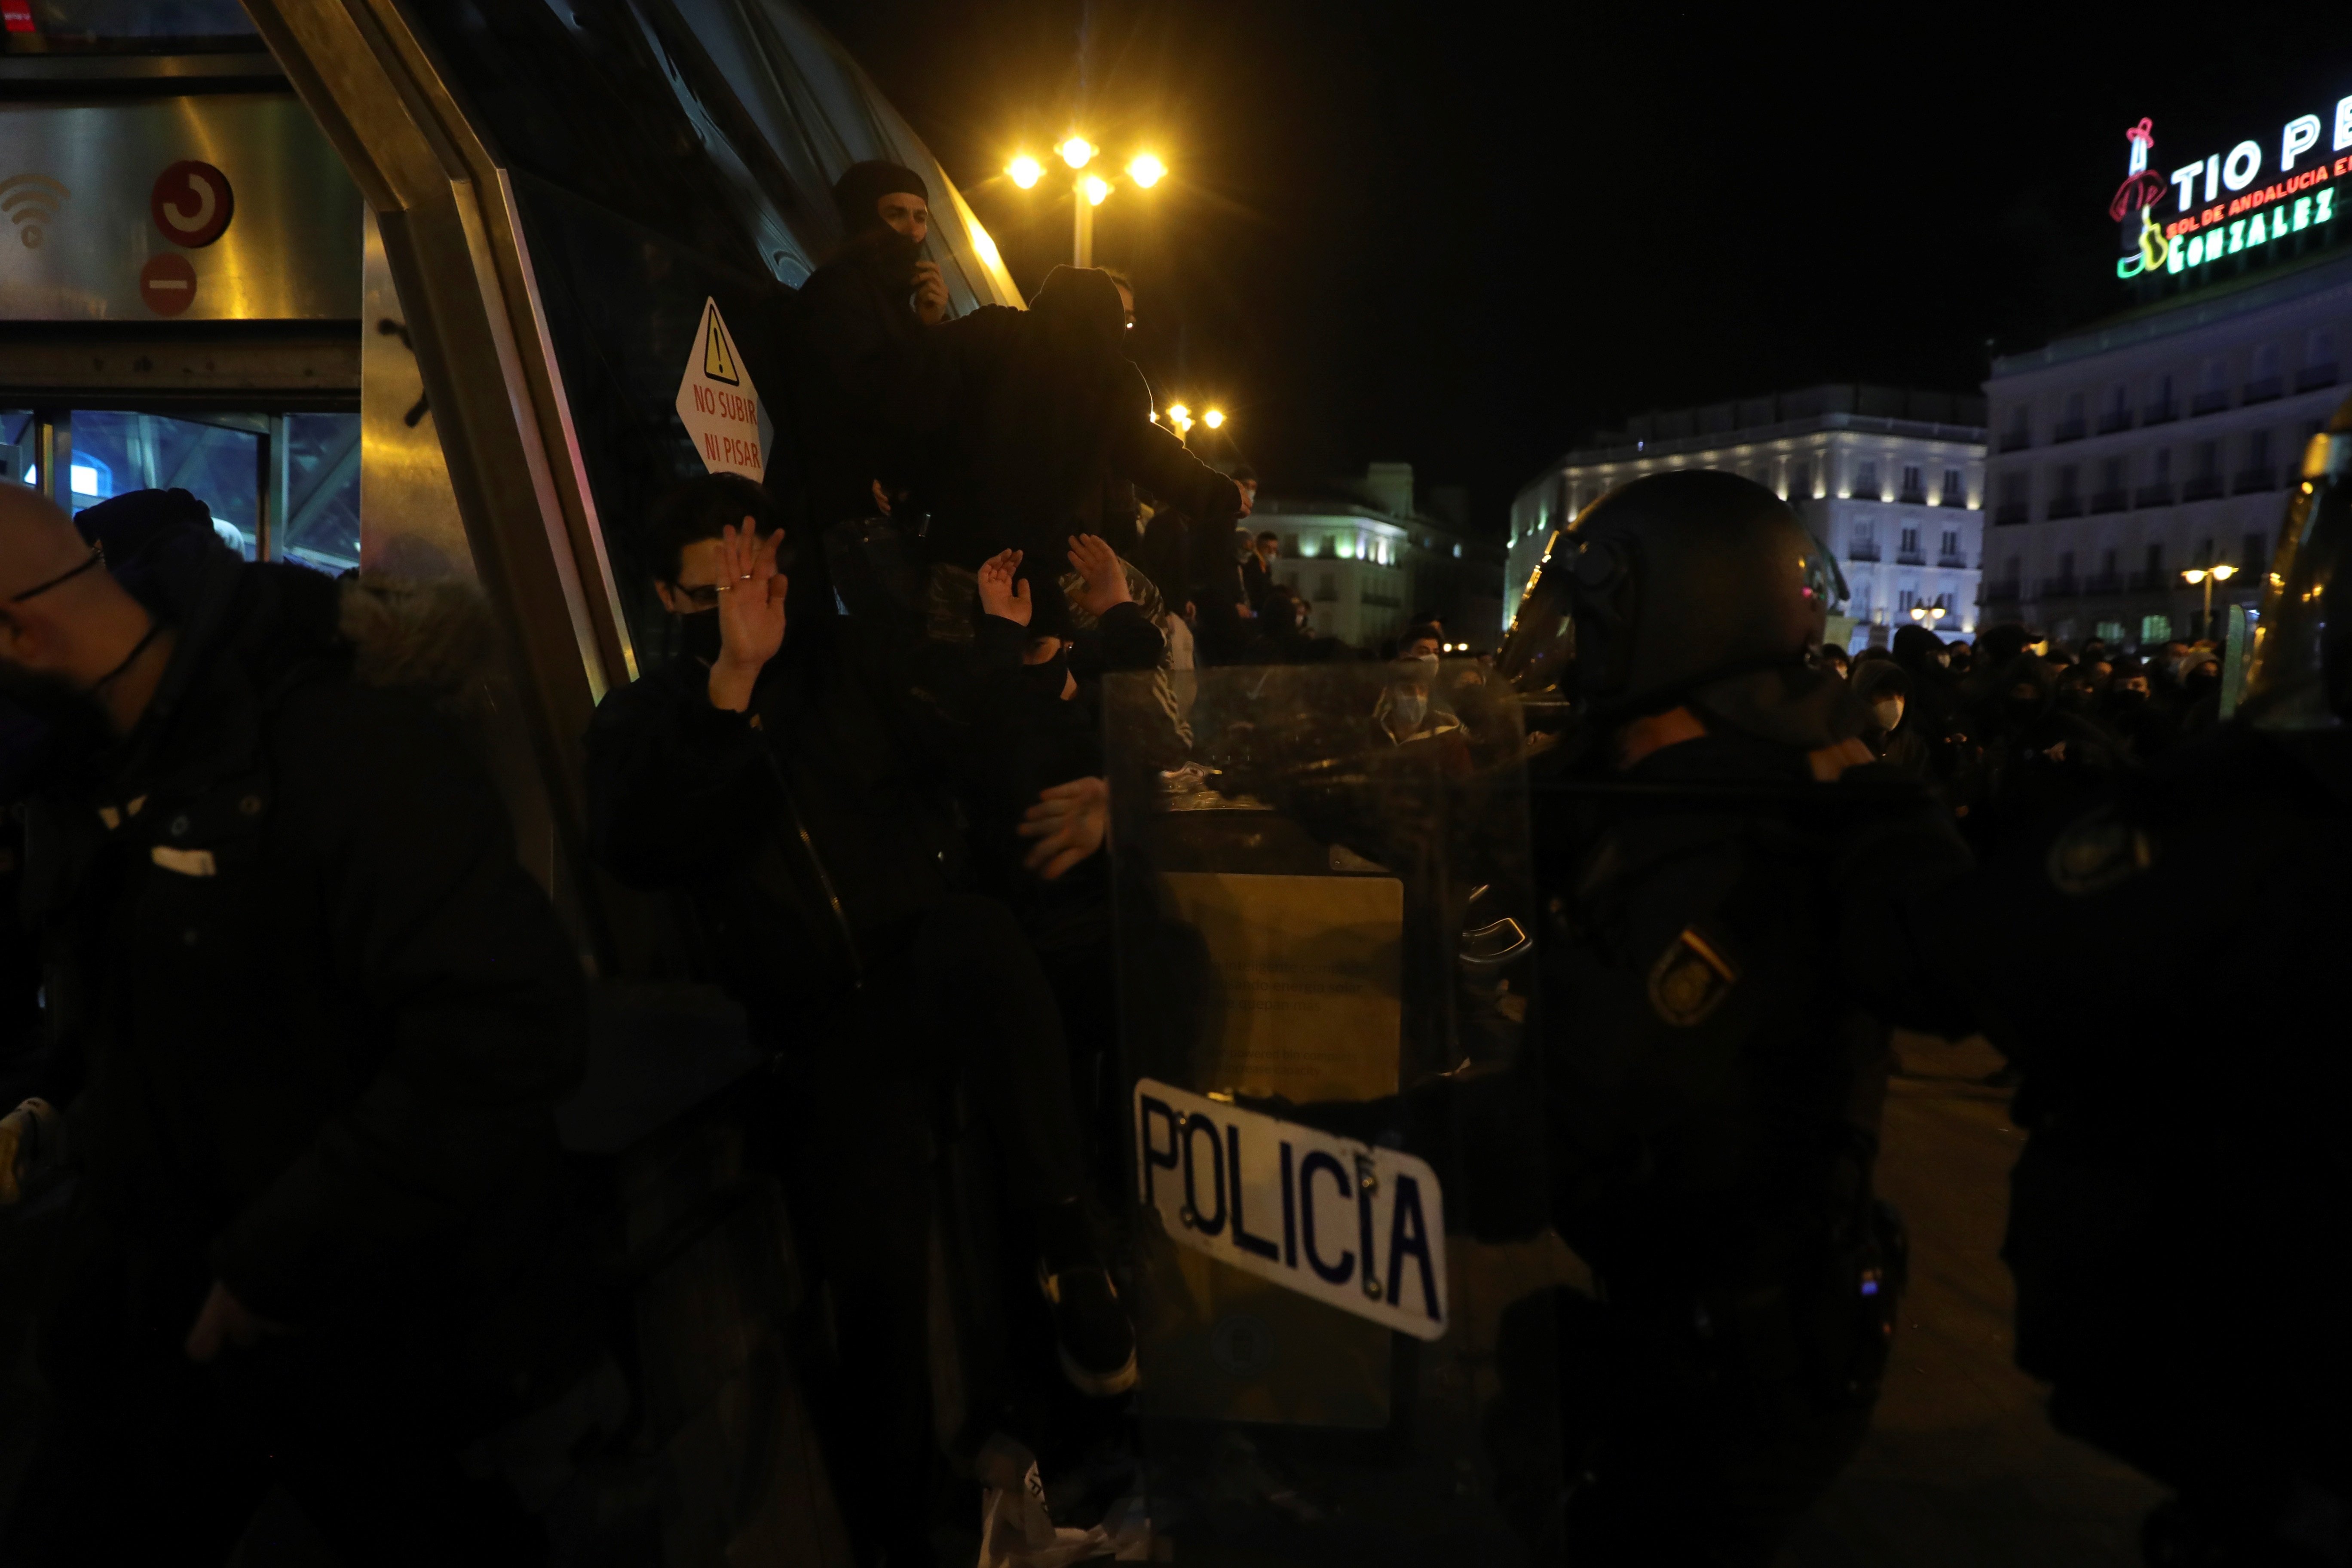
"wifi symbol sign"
0,174,68,250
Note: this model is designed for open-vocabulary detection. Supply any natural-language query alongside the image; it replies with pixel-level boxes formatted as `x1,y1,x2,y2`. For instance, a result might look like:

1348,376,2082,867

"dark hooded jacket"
585,602,978,1034
791,224,944,527
912,266,1243,570
21,545,588,1404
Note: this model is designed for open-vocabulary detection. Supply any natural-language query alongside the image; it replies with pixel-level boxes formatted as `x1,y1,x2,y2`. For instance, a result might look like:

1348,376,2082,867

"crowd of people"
0,156,1488,1567
1831,622,2234,846
0,148,2334,1568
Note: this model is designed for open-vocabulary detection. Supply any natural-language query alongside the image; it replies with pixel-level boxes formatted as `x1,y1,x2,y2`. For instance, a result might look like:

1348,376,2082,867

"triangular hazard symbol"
703,304,741,386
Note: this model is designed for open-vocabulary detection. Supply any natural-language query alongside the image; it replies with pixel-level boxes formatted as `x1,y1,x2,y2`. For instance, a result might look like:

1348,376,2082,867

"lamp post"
1007,138,1165,267
2180,562,2237,638
1907,602,1948,631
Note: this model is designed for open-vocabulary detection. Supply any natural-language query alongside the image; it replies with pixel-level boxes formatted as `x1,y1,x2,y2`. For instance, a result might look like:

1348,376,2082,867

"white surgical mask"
1871,698,1904,732
1391,692,1427,730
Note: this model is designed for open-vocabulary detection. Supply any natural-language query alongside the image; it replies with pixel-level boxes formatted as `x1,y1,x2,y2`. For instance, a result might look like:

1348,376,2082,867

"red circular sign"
150,160,233,248
139,252,198,316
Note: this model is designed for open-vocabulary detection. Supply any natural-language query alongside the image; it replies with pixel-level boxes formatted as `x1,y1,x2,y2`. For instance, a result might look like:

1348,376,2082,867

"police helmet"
2238,393,2352,728
1497,470,1833,716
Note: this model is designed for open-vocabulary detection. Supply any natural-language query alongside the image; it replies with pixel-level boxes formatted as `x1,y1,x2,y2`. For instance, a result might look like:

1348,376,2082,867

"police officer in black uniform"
1488,471,1972,1564
1921,398,2352,1567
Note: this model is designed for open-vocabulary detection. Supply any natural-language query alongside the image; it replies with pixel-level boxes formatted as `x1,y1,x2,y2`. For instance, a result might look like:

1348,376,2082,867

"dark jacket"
790,230,944,527
912,267,1243,569
585,612,971,1032
23,555,588,1354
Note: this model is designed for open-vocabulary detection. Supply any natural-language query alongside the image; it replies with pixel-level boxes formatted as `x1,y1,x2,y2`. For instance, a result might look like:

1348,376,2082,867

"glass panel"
394,0,1017,657
1104,662,1557,1563
67,410,257,557
0,411,31,486
281,412,361,573
6,0,257,50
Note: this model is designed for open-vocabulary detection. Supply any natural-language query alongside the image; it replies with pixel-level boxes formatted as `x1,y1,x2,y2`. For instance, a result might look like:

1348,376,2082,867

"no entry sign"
139,252,196,315
674,297,768,482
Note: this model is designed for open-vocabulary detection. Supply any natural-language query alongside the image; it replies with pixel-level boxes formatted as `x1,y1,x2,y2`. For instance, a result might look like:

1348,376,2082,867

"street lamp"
1202,408,1225,430
1007,135,1169,266
1908,602,1947,628
2180,562,2237,637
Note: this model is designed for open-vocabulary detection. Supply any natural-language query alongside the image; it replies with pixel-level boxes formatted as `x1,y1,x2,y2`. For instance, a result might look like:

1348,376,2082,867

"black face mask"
1021,651,1071,701
676,609,722,666
0,659,95,726
2112,686,2148,706
851,226,922,291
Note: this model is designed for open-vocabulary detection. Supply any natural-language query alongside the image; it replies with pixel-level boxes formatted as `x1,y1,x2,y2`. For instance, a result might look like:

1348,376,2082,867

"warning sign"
674,297,769,481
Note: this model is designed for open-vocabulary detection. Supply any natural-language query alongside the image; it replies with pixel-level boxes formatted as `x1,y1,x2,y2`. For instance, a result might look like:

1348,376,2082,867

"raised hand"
1067,534,1132,619
707,519,787,714
912,259,949,325
977,548,1032,626
1019,775,1110,881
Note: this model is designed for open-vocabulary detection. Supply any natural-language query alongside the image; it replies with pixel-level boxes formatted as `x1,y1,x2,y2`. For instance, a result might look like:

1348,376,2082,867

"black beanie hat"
832,160,930,233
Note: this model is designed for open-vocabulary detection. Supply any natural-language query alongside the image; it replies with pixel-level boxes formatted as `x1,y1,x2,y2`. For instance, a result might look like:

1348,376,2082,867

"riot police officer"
1491,471,1973,1564
1919,398,2352,1566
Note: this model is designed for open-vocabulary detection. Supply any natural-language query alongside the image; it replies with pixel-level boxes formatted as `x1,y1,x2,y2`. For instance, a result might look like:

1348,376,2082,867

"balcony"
2128,569,2170,591
2052,418,2088,444
2134,482,2175,508
1936,491,1970,508
1897,488,1928,505
2047,495,2084,519
2082,571,2125,596
1999,429,2032,453
2234,467,2277,494
2089,489,2128,514
2192,388,2230,415
2142,400,2179,425
1896,550,1927,567
1846,542,1882,562
2296,362,2340,392
2097,408,2134,434
1983,579,2022,603
1938,554,1970,569
2040,575,2081,599
2182,474,2225,501
1995,501,2030,526
2243,375,2284,404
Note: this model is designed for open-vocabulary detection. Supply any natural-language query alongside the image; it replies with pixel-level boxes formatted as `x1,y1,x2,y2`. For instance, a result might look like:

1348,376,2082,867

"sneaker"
1038,1262,1139,1397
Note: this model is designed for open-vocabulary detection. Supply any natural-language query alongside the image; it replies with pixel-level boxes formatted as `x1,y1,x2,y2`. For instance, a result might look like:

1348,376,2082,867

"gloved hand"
0,1097,61,1206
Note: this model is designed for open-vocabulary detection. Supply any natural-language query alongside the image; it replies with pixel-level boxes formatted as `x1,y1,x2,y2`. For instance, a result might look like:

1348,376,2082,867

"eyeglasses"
11,543,104,603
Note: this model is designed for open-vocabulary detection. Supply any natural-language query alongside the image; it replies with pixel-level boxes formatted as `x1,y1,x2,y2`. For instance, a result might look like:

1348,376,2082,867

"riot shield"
1103,659,1564,1565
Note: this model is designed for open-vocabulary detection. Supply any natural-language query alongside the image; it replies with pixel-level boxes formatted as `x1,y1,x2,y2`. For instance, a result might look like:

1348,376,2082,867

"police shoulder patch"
1648,926,1739,1027
2045,806,2155,897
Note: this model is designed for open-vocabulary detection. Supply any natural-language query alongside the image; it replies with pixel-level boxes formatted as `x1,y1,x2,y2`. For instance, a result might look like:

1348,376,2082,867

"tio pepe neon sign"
2113,93,2349,280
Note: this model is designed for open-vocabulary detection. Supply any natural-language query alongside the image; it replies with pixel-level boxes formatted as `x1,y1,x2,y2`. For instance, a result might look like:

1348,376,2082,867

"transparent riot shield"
1103,659,1564,1565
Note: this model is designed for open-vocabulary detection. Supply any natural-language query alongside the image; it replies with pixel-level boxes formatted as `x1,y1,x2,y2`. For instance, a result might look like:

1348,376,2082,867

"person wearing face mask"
791,160,958,533
1849,659,1929,779
2098,658,2175,761
585,475,1135,1567
0,483,597,1565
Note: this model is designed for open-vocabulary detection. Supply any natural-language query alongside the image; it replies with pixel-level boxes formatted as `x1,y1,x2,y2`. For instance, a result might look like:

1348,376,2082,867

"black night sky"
805,0,2349,530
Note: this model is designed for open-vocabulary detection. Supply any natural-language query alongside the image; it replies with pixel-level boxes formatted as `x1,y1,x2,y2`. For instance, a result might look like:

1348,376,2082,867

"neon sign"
2113,93,2351,281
